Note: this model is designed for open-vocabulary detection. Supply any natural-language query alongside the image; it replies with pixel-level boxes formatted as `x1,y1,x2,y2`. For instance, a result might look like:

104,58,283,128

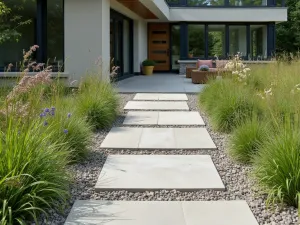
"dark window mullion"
36,0,47,63
225,25,229,58
204,24,208,59
246,25,250,60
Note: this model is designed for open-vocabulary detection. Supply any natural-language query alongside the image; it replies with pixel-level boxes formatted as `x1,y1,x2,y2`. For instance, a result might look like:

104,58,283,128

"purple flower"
44,108,50,113
40,113,46,118
50,111,55,116
44,121,48,126
63,129,68,134
67,113,72,118
51,107,55,111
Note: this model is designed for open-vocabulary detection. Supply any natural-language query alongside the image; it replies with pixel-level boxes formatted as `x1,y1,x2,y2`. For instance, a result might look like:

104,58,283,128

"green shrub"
228,119,268,164
253,128,300,207
40,98,92,162
0,120,70,224
77,77,119,130
142,59,156,67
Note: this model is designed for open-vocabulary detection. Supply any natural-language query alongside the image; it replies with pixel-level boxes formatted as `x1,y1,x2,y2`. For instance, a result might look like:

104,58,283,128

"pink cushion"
216,60,229,69
197,60,213,68
209,68,218,72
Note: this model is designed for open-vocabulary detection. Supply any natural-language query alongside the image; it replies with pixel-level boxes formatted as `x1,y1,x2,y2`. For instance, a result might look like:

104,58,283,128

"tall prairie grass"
199,57,300,207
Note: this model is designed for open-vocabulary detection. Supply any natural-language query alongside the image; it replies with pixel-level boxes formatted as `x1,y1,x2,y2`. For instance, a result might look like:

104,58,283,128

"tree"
276,0,300,52
0,0,31,44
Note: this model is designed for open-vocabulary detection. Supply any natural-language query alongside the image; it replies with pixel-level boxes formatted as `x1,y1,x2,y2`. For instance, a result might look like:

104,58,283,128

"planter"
143,66,154,75
188,54,194,58
191,70,218,84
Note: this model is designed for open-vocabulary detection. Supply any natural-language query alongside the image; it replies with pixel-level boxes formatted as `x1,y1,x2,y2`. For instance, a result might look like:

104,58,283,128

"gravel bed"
44,93,298,225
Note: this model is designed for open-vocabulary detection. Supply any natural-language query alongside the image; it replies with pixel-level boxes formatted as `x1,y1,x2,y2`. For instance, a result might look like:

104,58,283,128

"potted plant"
188,50,194,58
142,59,156,75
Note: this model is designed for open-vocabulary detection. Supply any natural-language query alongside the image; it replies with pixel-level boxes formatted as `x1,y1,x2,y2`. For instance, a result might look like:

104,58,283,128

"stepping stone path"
124,101,189,111
123,111,205,125
95,155,225,191
100,127,216,149
65,93,259,225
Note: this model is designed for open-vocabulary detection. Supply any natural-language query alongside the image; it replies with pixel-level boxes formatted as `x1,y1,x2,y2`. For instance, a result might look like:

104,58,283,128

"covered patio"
115,74,205,93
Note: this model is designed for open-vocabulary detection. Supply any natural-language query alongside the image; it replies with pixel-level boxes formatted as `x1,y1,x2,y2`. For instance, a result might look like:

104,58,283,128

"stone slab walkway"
65,200,259,225
95,155,225,191
123,111,205,125
134,93,188,101
124,101,189,111
100,127,216,149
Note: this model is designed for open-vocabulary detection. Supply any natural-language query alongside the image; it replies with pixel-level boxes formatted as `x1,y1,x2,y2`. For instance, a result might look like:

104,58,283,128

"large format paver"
158,111,205,125
134,93,188,101
95,155,224,191
123,111,205,125
100,127,143,149
100,128,216,149
124,101,189,111
65,201,259,225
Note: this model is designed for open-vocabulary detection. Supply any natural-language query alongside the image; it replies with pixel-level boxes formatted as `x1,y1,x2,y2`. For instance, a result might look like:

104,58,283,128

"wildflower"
40,112,46,118
44,121,48,126
67,113,72,118
44,108,50,113
7,63,13,72
63,129,68,134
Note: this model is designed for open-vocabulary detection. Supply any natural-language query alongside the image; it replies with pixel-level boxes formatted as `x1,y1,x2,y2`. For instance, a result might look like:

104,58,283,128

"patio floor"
115,74,205,93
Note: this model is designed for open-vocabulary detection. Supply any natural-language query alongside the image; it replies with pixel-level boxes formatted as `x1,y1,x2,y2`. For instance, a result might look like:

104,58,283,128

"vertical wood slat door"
148,23,170,71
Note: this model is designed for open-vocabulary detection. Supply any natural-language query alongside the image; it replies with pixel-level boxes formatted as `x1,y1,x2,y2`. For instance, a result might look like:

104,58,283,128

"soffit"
116,0,158,19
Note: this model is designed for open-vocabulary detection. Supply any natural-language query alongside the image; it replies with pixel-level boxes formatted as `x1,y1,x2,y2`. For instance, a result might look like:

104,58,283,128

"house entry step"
123,111,205,125
134,93,188,101
65,200,259,225
95,155,224,191
100,127,216,149
124,101,189,111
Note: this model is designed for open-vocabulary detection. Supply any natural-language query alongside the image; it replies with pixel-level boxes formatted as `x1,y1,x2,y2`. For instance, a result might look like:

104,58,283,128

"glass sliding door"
250,25,267,60
188,24,205,58
229,25,247,58
208,25,226,59
171,25,180,71
110,10,133,80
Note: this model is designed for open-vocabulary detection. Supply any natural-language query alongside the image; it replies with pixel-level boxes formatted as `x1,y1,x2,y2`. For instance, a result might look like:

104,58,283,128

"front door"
148,23,170,71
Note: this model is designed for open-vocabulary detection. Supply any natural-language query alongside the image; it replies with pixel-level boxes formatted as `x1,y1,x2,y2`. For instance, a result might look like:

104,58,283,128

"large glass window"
187,0,225,6
188,25,205,58
229,0,267,6
229,26,247,58
47,0,64,71
0,0,37,71
208,25,226,59
250,25,267,60
123,20,130,74
171,25,181,70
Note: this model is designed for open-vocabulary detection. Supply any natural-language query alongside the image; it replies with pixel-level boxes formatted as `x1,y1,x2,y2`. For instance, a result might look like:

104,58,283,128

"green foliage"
142,59,156,67
228,119,268,164
253,128,300,207
200,78,259,133
41,99,92,162
77,76,119,130
0,120,70,224
276,0,300,52
0,1,32,44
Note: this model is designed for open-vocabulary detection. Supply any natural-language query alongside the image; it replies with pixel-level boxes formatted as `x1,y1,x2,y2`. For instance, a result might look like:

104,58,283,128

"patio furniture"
191,69,218,84
186,67,195,78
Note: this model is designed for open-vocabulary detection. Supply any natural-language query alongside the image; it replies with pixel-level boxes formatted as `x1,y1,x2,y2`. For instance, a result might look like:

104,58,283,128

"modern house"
0,0,287,82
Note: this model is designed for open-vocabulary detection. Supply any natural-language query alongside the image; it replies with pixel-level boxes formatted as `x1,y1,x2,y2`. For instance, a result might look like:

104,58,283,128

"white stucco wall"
64,0,110,82
169,8,287,22
134,20,148,73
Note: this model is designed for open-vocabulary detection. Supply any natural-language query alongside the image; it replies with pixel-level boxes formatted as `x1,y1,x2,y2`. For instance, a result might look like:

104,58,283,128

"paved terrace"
115,74,205,93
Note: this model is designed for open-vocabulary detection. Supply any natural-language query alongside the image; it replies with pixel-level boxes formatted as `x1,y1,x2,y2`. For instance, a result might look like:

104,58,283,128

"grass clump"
228,118,268,164
77,76,119,130
0,120,70,224
253,128,300,207
40,99,92,162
